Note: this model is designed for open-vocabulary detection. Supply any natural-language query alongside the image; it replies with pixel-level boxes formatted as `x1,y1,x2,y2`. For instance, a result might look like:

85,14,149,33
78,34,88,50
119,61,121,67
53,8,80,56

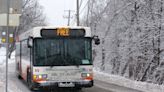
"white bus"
15,26,100,90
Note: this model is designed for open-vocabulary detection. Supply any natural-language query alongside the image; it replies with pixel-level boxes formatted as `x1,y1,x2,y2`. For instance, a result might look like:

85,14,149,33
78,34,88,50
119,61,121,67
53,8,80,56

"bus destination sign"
41,28,85,37
57,28,69,36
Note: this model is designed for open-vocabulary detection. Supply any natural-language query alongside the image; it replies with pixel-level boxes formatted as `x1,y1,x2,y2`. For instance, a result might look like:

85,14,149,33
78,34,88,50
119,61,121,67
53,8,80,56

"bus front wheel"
17,74,22,79
27,72,34,90
75,87,82,91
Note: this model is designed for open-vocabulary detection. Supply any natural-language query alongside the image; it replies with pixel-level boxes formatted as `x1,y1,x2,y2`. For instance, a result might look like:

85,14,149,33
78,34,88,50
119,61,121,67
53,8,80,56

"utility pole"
77,0,80,26
6,0,10,92
86,0,90,26
64,10,74,26
0,0,21,91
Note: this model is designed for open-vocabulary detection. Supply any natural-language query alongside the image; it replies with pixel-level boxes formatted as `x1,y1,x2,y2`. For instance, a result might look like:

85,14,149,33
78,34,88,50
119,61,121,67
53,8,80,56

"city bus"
15,26,100,90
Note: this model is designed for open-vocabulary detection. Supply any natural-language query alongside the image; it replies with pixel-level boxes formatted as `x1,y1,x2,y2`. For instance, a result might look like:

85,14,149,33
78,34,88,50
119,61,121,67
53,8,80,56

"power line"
71,0,89,26
70,14,77,26
63,10,74,26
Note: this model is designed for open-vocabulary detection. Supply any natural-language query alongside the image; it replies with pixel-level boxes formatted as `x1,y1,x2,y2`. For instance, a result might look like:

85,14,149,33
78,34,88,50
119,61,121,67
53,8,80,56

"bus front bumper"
32,80,93,88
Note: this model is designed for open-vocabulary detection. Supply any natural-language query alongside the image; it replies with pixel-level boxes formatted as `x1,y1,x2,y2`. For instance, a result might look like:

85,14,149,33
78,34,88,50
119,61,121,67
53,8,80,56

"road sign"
9,37,13,43
0,1,22,92
0,14,21,26
1,37,6,43
1,31,15,43
0,0,22,26
0,0,22,14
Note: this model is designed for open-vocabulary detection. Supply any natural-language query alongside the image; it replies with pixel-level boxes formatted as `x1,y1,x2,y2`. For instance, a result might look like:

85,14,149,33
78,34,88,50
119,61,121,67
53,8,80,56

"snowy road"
7,62,113,92
0,62,142,92
0,47,142,92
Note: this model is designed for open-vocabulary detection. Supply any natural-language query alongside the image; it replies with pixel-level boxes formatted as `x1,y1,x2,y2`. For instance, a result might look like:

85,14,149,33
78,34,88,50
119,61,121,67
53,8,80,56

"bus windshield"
33,38,92,66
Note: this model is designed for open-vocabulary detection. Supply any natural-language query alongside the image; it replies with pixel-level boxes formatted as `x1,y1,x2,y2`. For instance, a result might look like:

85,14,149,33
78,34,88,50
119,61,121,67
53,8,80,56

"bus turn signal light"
33,74,48,82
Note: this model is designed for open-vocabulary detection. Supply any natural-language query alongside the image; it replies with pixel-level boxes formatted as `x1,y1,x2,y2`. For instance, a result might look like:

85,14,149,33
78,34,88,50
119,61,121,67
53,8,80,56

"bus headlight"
39,75,42,79
87,73,90,77
81,73,93,80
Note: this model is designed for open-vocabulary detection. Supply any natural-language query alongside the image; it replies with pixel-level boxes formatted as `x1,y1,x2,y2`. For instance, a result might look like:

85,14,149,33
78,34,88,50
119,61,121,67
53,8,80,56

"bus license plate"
58,82,75,87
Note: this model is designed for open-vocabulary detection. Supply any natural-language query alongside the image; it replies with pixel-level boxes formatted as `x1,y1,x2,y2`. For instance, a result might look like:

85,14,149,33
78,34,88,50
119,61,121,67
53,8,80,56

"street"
0,61,142,92
8,64,113,92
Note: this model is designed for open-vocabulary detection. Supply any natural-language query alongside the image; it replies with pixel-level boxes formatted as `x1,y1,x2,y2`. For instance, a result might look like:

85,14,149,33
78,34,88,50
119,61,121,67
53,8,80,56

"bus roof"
19,26,92,40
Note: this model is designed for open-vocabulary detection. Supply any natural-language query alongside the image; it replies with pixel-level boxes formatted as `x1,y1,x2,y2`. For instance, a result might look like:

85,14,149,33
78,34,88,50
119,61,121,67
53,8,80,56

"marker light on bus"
81,73,93,80
39,75,42,79
33,74,48,81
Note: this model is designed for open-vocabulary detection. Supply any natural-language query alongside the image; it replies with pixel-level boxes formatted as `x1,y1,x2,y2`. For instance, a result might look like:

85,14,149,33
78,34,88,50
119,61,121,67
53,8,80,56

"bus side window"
21,40,30,62
16,42,20,57
16,42,21,70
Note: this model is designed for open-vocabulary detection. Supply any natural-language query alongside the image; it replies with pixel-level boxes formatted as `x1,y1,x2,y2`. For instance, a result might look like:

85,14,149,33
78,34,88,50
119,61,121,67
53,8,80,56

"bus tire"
27,72,34,90
75,87,82,91
17,74,22,79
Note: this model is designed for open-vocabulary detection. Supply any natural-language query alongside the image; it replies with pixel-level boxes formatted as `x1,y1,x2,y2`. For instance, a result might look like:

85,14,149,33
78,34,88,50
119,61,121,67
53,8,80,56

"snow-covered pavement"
0,47,6,65
94,69,164,92
0,47,164,92
0,47,6,92
0,47,18,92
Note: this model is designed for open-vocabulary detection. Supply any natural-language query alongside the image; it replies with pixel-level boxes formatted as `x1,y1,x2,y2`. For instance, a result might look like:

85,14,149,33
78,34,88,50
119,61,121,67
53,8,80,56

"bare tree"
82,0,164,85
8,0,46,57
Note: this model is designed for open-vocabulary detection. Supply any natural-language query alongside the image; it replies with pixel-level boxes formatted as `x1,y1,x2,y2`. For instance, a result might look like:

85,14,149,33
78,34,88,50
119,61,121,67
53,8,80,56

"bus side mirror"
93,35,100,45
27,37,33,48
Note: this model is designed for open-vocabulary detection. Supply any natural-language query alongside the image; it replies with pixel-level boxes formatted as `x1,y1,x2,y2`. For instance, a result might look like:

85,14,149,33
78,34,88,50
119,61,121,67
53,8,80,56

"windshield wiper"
44,49,48,63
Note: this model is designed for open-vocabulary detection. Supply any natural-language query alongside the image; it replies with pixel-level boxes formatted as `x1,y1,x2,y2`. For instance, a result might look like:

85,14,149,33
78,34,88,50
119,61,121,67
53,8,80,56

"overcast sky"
38,0,75,26
38,0,87,26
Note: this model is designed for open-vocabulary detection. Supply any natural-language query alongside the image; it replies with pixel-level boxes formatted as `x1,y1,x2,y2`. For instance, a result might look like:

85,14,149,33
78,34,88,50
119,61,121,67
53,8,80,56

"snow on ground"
0,47,16,92
1,47,164,92
0,47,6,90
94,68,164,92
0,47,15,66
0,47,6,65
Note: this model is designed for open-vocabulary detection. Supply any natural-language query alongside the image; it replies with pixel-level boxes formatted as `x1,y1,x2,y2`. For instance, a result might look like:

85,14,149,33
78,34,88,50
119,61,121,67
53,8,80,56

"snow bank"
94,69,164,92
0,47,15,66
0,47,6,65
0,47,17,92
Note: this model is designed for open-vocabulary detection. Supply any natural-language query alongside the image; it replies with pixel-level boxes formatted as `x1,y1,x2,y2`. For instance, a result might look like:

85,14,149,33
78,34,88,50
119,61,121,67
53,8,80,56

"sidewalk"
94,69,164,92
0,82,4,92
